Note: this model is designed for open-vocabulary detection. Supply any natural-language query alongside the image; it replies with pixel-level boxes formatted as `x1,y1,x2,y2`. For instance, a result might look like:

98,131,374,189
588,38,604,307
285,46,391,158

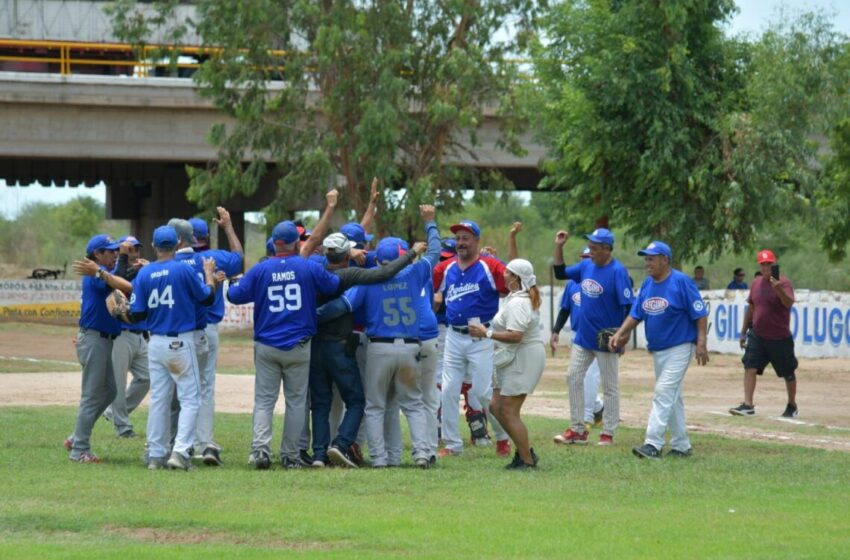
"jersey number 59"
268,284,302,312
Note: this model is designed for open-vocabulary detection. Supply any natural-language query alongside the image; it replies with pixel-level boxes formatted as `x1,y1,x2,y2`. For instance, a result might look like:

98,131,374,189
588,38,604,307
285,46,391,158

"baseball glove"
106,290,129,318
596,328,618,351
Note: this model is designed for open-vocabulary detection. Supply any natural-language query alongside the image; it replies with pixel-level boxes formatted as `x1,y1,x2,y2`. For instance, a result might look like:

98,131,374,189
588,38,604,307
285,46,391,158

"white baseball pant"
644,343,694,452
567,344,620,436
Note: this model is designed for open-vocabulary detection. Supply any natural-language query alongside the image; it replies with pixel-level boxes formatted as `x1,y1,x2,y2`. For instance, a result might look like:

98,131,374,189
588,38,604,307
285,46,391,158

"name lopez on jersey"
446,282,480,302
272,271,296,282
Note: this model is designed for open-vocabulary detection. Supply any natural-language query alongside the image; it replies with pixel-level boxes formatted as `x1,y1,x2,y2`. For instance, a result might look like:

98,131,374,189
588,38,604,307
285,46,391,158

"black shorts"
742,333,798,379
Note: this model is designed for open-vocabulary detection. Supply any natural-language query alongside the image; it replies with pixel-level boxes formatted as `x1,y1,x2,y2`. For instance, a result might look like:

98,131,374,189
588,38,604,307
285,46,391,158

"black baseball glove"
596,328,618,351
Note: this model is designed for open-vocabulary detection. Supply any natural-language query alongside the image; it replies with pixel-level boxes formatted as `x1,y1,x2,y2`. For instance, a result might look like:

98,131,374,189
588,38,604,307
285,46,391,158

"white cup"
467,317,481,327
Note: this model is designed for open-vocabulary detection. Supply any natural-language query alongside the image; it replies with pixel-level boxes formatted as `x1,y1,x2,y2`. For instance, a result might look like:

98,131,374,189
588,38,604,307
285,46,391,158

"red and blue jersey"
564,258,633,352
631,270,708,352
79,269,121,336
195,248,243,324
226,255,340,351
342,260,432,339
129,260,212,336
432,256,507,326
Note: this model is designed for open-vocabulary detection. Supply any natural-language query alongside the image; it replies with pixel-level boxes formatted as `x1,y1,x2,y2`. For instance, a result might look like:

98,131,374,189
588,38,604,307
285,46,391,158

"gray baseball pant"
107,330,150,436
70,329,117,457
253,340,311,461
364,340,429,466
195,322,219,451
567,344,620,436
169,329,209,443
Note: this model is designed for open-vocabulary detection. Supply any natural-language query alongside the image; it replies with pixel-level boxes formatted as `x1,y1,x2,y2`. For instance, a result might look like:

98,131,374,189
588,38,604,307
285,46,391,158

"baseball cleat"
328,445,358,468
348,443,367,467
667,448,693,458
249,450,271,470
496,439,511,457
63,437,74,451
167,451,193,471
632,444,662,460
69,451,101,464
598,434,613,446
437,448,459,458
117,430,137,439
415,457,430,469
202,446,223,467
472,436,492,447
298,450,314,467
729,403,755,416
780,403,798,418
147,457,167,470
281,456,303,469
553,429,588,445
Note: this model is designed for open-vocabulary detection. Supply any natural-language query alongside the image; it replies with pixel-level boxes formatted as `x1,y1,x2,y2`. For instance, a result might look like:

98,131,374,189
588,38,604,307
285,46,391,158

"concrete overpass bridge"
0,1,548,246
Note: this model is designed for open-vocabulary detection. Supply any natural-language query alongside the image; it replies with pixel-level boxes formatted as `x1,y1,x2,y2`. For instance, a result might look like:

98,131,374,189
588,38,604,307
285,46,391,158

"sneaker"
472,436,492,447
496,439,511,457
781,403,798,418
298,450,314,467
349,443,367,467
530,447,539,466
63,437,73,451
437,448,459,458
281,456,303,469
202,446,223,467
505,451,523,469
249,450,271,470
69,451,101,464
729,403,755,416
167,451,193,471
593,406,604,427
632,443,662,460
118,430,137,439
328,445,358,469
598,434,613,446
667,448,693,458
312,460,326,468
147,456,167,470
415,457,430,469
553,428,588,445
505,455,537,470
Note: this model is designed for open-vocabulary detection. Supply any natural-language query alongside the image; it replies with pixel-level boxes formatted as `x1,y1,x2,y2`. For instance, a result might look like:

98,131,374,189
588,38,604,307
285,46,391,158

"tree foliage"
108,0,541,234
531,1,849,262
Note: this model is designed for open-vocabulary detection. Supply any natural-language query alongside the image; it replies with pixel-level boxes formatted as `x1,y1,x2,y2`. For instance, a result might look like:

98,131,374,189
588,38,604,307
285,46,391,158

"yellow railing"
0,38,287,77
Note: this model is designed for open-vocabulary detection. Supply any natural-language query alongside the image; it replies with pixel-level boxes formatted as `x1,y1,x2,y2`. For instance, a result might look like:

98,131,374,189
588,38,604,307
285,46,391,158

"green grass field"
1,407,848,559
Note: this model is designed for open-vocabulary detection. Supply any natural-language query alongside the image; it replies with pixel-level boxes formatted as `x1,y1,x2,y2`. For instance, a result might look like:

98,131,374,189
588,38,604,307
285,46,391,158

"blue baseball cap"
441,238,457,258
190,218,209,240
340,222,373,246
86,234,120,254
450,220,481,238
266,236,275,256
376,237,407,263
583,228,615,247
272,221,300,244
118,235,142,248
637,240,672,259
152,226,178,248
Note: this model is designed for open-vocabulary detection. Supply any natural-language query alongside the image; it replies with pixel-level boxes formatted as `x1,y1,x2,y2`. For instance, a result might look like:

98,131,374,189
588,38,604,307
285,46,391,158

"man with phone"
730,249,799,418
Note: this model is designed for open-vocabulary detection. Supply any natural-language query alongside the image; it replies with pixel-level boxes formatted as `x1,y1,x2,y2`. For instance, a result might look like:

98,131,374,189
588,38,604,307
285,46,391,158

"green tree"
108,0,540,234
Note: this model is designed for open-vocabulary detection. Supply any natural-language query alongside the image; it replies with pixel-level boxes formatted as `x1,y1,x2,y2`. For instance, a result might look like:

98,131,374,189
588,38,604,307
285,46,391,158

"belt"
369,337,419,344
124,329,146,335
450,322,490,335
80,328,118,340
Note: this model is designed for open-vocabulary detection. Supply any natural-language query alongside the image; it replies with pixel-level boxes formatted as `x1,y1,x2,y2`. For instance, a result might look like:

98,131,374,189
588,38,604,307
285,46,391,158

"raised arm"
215,206,244,257
73,259,133,295
360,177,380,234
553,230,568,280
335,251,416,292
508,222,522,261
301,189,339,258
419,204,441,267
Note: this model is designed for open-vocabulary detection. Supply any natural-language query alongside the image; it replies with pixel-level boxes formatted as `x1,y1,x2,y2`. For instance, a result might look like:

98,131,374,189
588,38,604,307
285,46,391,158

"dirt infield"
2,323,849,451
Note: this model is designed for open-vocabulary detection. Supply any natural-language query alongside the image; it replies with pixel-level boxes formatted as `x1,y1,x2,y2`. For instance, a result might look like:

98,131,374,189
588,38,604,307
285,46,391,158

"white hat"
323,233,353,253
506,258,537,291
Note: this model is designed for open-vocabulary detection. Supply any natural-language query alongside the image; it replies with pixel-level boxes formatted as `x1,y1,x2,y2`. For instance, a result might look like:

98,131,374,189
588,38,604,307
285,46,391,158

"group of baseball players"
64,184,794,469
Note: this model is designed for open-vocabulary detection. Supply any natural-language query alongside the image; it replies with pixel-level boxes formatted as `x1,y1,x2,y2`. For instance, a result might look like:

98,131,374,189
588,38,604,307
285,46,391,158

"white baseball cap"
323,233,353,253
506,258,537,291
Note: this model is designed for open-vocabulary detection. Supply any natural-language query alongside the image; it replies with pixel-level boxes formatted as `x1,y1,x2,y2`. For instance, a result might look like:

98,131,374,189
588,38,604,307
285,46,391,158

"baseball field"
1,321,849,558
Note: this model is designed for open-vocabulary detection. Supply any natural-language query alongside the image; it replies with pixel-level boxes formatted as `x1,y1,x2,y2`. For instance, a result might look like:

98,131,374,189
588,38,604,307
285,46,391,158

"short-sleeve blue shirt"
631,270,708,352
129,260,212,335
565,258,633,352
79,270,121,336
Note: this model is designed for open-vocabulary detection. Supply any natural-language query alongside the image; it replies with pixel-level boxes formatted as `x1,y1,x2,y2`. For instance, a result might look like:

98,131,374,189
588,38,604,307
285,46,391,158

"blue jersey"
433,256,507,326
565,258,633,352
173,250,210,330
341,259,432,339
631,270,708,352
129,260,212,335
227,255,341,351
558,280,583,332
196,248,242,324
419,282,439,341
79,269,121,336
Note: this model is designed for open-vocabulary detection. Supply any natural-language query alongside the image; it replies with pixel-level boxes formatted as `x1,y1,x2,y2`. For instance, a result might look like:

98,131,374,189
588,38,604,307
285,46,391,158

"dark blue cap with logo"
637,240,672,259
340,222,373,246
450,220,481,238
86,234,121,254
152,226,178,248
583,228,615,247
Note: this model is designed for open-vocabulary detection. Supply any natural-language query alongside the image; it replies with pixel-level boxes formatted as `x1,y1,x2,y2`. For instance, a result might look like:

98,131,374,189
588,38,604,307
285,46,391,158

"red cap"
757,249,776,264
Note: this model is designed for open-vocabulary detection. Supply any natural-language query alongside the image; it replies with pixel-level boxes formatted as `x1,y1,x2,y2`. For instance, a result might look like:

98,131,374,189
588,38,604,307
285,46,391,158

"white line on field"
0,355,78,366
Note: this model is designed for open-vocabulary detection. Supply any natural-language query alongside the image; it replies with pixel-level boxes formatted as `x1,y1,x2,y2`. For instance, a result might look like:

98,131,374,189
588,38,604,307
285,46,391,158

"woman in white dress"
469,259,545,469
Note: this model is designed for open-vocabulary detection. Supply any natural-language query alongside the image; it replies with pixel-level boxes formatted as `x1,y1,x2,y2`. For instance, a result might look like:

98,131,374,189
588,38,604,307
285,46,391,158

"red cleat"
553,429,588,445
496,439,511,457
598,434,614,446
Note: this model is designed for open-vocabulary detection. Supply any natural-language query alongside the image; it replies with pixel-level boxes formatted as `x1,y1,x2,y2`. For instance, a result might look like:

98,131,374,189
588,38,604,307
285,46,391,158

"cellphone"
770,264,780,280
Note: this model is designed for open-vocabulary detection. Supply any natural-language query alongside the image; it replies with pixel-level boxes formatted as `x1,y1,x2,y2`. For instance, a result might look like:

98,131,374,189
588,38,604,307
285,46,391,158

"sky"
1,0,848,220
